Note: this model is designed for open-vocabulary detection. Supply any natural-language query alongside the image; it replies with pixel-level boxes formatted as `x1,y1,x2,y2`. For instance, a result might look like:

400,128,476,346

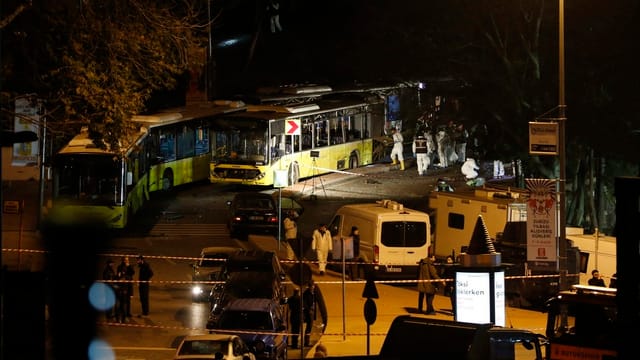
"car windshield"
236,197,274,209
219,310,274,331
178,340,225,355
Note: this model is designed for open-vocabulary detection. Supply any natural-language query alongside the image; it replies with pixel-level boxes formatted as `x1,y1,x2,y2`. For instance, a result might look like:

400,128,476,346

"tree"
1,0,209,150
447,0,640,233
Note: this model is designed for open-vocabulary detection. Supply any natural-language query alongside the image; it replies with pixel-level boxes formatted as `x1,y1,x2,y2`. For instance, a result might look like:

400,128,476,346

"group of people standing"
588,269,617,288
388,119,470,177
287,280,321,349
102,255,154,322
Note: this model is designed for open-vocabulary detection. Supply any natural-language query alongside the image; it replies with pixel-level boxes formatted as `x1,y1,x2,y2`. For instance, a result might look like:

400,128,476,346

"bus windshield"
212,120,268,164
53,154,123,205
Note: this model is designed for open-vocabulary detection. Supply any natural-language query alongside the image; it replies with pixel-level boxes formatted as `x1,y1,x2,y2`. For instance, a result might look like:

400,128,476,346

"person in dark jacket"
417,255,442,314
137,255,154,316
287,288,302,349
117,256,135,317
588,269,606,287
303,280,317,346
102,259,117,319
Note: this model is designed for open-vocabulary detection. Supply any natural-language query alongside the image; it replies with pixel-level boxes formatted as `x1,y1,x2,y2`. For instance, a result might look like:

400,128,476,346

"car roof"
181,333,238,342
224,297,276,311
201,246,244,256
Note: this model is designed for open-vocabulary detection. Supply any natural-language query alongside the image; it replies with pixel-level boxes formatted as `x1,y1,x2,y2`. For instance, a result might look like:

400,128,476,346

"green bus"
47,101,246,229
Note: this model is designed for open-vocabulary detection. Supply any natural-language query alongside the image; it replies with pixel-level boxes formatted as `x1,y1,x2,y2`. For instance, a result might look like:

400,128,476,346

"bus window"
315,118,328,147
159,130,176,161
330,117,344,145
177,125,195,158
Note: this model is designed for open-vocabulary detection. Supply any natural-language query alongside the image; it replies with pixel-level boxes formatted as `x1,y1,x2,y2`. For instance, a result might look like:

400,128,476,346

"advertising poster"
525,179,557,262
455,272,490,324
13,97,40,167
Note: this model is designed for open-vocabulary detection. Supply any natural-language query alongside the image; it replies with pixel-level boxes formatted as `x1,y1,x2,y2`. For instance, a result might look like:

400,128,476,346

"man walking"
287,288,302,349
312,223,332,275
417,254,442,315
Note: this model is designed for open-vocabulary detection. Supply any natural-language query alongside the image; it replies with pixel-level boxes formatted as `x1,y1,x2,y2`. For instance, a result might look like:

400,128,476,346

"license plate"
386,267,402,273
249,216,263,221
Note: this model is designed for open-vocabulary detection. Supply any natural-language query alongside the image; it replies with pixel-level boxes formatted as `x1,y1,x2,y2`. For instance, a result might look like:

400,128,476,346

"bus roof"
57,101,248,156
221,98,369,121
132,100,246,128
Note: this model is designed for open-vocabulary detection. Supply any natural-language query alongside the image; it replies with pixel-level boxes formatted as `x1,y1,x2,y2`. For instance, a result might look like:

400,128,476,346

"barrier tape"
97,320,547,338
2,248,587,284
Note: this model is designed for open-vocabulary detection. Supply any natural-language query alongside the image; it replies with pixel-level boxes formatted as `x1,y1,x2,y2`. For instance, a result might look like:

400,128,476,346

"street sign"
286,119,301,135
529,122,558,155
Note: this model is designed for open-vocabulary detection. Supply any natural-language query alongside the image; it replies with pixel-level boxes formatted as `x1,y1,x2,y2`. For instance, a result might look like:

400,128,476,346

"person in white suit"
312,223,333,275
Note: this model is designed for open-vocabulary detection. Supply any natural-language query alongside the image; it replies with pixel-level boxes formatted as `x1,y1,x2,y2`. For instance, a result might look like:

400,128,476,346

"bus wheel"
288,164,300,185
162,170,174,191
349,154,359,169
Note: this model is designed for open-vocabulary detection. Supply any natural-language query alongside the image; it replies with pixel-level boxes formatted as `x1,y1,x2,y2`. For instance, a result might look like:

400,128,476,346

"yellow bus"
47,100,246,229
208,94,387,186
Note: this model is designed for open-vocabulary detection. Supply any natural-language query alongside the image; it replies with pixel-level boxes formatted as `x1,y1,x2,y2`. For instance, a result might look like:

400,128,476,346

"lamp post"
557,0,568,291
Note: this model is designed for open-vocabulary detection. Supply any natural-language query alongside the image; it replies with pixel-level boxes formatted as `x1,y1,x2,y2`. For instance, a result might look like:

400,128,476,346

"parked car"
207,250,287,328
174,333,257,360
192,246,244,302
212,298,288,360
227,192,280,240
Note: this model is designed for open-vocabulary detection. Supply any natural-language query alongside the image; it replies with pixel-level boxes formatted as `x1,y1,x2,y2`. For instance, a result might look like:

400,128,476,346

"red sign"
286,120,300,135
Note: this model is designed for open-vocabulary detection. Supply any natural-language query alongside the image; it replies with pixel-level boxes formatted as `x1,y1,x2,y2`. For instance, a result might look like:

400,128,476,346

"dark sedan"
227,192,280,240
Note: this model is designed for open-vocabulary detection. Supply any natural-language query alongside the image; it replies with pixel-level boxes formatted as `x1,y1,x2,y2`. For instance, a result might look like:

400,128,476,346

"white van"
327,199,431,279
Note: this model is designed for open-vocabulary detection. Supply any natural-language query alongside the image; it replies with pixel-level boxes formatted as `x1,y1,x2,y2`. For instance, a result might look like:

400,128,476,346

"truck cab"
544,285,618,359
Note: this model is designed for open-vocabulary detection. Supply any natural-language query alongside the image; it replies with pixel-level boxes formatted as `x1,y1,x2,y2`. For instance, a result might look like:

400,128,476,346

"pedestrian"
303,280,317,347
331,226,355,278
346,226,360,279
137,255,154,316
267,0,282,33
453,123,468,164
311,223,332,275
588,269,606,287
115,270,130,323
287,288,302,349
284,210,298,259
417,254,442,315
102,259,117,319
442,256,456,316
412,135,430,176
117,256,135,318
389,128,405,171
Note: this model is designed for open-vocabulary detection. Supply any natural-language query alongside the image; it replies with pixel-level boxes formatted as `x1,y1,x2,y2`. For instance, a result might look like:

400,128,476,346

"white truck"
427,186,585,309
428,186,528,259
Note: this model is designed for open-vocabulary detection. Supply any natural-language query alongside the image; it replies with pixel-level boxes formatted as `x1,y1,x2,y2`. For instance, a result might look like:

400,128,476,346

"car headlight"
192,286,203,296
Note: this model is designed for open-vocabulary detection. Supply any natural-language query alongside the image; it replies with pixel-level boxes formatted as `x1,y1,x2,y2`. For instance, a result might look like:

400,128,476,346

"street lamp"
557,0,568,291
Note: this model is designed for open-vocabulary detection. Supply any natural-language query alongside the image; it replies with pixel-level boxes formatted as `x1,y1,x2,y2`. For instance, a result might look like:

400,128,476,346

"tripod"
302,157,327,200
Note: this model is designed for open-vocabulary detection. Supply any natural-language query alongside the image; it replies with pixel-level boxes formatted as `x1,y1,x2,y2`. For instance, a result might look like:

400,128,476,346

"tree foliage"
2,0,208,150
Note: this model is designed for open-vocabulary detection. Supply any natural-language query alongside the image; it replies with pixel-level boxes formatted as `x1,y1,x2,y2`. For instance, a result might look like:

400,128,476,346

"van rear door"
379,220,429,271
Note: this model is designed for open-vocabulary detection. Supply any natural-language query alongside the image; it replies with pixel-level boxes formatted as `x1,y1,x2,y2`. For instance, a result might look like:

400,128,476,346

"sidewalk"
249,234,548,359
